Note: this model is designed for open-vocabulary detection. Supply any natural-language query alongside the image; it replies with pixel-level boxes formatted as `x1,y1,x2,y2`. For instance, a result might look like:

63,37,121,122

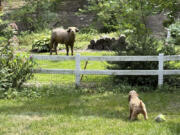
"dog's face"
128,90,138,102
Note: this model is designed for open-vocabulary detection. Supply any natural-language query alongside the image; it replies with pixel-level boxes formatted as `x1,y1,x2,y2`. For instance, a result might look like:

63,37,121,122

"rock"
80,17,84,21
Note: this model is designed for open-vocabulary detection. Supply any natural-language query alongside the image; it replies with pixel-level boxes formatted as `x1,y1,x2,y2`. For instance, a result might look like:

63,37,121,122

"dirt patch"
2,0,26,13
146,13,167,38
52,0,94,28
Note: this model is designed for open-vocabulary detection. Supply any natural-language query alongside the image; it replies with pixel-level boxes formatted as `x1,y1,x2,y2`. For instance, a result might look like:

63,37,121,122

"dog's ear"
128,95,131,102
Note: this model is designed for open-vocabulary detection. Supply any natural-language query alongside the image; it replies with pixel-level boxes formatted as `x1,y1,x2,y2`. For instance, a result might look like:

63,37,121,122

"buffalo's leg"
70,45,74,56
66,45,69,56
54,42,58,55
50,39,54,55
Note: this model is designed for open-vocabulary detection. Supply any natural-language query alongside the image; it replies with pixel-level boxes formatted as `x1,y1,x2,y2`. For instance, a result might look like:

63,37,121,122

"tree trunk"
0,0,2,11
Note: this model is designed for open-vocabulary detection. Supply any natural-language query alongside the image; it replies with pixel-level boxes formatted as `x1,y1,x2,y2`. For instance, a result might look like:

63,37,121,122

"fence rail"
32,53,180,87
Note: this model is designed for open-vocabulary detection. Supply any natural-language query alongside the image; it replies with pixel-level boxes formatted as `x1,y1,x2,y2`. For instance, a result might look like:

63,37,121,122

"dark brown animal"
128,90,148,120
50,27,79,55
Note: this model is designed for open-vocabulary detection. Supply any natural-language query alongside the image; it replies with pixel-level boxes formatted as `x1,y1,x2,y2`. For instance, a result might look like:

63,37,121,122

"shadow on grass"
167,122,180,135
0,93,130,121
0,89,180,123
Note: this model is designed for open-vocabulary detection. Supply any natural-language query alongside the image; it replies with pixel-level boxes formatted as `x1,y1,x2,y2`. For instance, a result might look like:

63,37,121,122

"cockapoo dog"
128,90,148,120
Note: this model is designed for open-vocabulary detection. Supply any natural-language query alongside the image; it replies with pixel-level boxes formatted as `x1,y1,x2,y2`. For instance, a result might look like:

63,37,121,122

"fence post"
158,53,164,86
75,54,81,88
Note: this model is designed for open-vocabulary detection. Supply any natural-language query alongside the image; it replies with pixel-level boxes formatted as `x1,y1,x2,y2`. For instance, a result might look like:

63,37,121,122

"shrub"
81,0,180,33
80,0,121,33
167,20,180,45
0,44,36,91
0,13,14,44
108,33,178,87
32,36,50,52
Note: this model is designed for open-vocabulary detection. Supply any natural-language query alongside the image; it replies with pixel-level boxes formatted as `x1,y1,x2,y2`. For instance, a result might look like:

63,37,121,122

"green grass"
30,51,114,84
0,86,180,135
17,30,180,85
18,30,118,52
30,50,180,85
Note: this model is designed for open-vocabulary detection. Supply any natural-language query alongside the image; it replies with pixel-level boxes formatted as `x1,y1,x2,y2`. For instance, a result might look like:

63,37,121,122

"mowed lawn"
0,86,180,135
30,51,113,84
30,50,180,84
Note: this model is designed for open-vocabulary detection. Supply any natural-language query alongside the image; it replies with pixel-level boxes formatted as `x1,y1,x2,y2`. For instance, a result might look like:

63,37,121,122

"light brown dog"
128,90,148,120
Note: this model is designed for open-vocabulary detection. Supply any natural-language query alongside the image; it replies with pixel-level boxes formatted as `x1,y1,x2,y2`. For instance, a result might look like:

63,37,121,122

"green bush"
168,20,180,45
0,13,13,44
32,36,50,52
81,0,179,33
108,33,178,87
0,44,36,92
80,0,121,33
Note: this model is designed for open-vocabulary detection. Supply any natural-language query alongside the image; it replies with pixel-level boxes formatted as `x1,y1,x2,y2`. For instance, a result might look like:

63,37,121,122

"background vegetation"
0,0,179,91
0,0,180,134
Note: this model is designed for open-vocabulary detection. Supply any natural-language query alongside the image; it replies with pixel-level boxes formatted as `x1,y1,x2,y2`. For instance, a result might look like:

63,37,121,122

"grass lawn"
0,86,180,135
30,51,113,84
17,30,119,52
17,30,180,85
29,50,180,85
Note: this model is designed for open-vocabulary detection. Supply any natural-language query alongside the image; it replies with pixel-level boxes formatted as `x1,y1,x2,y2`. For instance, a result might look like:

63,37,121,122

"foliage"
9,0,56,31
80,0,121,33
87,0,180,87
104,0,178,87
0,43,36,92
167,20,180,45
32,36,50,52
0,13,14,44
145,0,180,27
160,0,180,27
79,27,98,34
108,32,178,87
81,0,179,32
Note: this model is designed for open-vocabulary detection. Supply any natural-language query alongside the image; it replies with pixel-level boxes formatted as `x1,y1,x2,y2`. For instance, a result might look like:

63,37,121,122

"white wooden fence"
32,53,180,87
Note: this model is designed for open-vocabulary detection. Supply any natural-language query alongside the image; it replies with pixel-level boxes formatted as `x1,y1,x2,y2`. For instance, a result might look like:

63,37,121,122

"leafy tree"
81,0,122,32
81,0,179,87
104,0,179,87
149,0,180,27
167,20,180,45
0,12,13,45
82,0,180,32
9,0,57,31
